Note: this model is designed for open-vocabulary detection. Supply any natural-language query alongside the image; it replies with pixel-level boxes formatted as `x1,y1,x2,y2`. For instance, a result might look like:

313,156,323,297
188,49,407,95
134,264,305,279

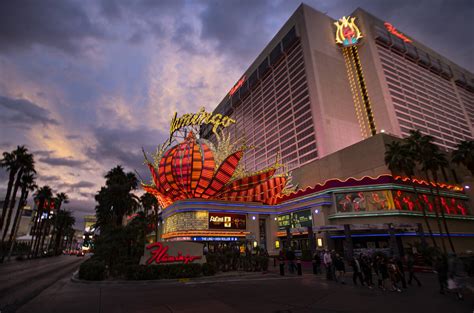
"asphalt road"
12,270,474,313
0,255,84,313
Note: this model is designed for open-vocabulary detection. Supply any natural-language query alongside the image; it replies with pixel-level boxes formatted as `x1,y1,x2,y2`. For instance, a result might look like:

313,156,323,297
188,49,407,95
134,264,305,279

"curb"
71,270,279,285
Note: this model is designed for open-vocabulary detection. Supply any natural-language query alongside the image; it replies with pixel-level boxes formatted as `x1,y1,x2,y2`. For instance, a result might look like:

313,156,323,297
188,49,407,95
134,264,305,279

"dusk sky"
1,0,473,228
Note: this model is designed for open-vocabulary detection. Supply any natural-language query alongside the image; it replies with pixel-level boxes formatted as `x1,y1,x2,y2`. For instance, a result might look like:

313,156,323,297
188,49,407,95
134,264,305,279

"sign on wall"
140,241,205,265
208,213,246,230
277,210,312,230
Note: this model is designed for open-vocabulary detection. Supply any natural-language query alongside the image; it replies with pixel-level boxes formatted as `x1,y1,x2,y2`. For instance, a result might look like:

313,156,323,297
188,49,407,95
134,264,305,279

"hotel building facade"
203,4,474,171
151,4,474,259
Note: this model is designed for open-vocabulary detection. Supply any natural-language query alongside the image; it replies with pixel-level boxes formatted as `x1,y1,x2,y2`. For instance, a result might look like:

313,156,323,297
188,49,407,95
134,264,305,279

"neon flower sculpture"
142,131,289,208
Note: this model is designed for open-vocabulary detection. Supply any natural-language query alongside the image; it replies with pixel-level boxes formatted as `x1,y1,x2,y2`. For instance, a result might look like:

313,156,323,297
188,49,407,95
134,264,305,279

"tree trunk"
29,199,44,258
0,168,18,232
433,174,456,253
409,176,437,248
5,188,28,261
2,168,24,243
49,201,62,254
425,170,446,254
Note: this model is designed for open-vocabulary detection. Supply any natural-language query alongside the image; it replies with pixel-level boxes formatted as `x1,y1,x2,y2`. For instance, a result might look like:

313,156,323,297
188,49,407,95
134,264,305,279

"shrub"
79,258,106,281
202,263,216,276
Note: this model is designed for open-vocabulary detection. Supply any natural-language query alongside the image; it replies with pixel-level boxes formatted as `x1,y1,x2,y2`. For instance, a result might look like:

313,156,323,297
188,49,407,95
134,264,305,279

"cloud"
0,95,59,127
86,126,163,179
40,175,61,182
0,0,105,54
66,181,96,189
38,156,86,167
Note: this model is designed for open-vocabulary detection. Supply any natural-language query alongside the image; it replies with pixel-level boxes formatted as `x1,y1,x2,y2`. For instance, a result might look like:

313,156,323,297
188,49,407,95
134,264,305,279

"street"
1,259,471,313
0,255,84,313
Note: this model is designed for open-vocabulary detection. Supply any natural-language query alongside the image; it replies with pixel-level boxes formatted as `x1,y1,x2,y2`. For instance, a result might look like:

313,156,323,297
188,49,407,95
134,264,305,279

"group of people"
314,250,422,292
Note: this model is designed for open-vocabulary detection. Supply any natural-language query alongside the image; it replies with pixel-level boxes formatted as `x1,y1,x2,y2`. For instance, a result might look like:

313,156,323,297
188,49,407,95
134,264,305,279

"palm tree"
30,186,53,257
406,130,446,253
95,166,139,228
140,193,157,217
385,140,436,247
5,172,37,261
452,140,474,176
0,147,24,232
49,192,69,253
51,210,75,255
2,149,34,243
422,146,455,253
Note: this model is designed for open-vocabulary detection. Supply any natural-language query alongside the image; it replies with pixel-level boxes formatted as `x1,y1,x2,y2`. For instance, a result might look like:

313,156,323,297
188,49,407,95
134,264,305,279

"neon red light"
229,76,246,96
384,22,412,43
146,242,201,265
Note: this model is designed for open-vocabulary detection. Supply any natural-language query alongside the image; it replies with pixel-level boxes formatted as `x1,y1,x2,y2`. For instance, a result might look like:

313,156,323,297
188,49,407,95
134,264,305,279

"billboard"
277,210,312,230
208,213,246,230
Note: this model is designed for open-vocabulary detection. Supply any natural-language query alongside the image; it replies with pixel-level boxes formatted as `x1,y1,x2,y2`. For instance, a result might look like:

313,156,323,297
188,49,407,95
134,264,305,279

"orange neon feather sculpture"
142,132,288,208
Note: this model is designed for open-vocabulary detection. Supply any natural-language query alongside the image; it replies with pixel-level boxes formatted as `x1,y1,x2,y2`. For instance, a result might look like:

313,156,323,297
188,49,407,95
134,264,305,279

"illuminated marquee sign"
192,237,239,242
169,107,236,141
142,242,204,265
334,16,363,46
384,22,412,43
229,76,246,96
208,213,246,230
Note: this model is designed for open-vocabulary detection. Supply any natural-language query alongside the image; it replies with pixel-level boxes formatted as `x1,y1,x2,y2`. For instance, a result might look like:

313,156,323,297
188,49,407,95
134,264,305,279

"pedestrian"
396,257,407,289
388,258,402,292
373,255,383,289
351,255,364,286
287,249,296,274
334,254,346,284
361,256,373,288
448,252,467,300
330,250,337,280
406,252,421,287
379,256,390,291
313,250,322,274
323,250,333,280
434,254,448,294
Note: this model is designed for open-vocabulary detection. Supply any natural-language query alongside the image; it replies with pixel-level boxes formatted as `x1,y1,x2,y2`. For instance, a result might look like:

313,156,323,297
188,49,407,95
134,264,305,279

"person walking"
448,253,467,300
323,250,333,280
334,253,346,284
351,255,364,286
373,255,383,289
388,258,402,292
313,250,322,274
434,254,448,294
406,252,422,286
361,256,373,288
396,257,407,289
378,256,390,291
287,249,296,274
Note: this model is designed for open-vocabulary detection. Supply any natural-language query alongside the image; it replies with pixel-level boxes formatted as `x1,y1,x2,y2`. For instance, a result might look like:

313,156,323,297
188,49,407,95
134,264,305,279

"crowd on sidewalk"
292,249,469,300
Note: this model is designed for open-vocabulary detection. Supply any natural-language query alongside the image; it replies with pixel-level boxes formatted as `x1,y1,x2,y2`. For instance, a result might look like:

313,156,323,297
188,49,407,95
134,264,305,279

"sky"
1,0,473,228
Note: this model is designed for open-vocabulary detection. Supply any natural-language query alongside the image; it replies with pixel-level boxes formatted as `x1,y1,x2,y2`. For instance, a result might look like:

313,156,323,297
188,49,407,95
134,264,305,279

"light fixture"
253,241,257,248
252,216,256,220
465,185,470,190
274,217,277,221
317,238,323,247
315,209,319,214
380,129,385,133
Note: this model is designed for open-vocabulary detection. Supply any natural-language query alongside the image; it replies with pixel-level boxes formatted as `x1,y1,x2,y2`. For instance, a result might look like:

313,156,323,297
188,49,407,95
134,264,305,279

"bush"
202,263,216,276
79,258,106,281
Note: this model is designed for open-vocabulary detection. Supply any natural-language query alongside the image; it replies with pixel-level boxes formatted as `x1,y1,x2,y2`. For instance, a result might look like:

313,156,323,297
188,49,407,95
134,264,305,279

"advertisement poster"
208,213,246,229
